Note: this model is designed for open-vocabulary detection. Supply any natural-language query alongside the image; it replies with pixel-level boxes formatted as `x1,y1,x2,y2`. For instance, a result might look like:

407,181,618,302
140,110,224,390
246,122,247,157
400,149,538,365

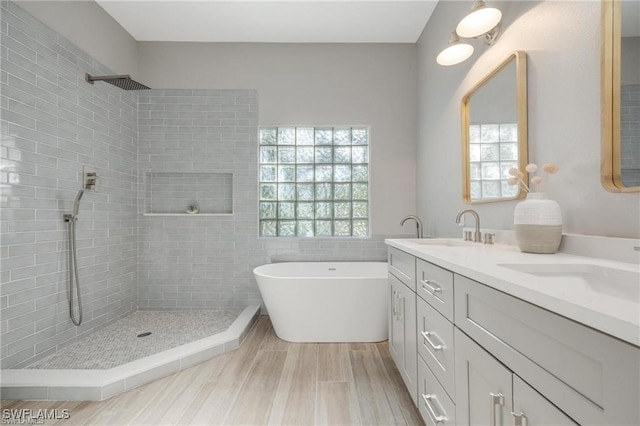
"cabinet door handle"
398,294,403,321
392,290,397,319
420,279,442,294
421,330,445,351
489,392,505,426
511,412,528,426
422,393,447,424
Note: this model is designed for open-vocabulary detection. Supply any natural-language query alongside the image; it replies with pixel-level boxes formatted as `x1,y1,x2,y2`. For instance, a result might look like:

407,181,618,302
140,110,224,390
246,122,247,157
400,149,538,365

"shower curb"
0,305,261,401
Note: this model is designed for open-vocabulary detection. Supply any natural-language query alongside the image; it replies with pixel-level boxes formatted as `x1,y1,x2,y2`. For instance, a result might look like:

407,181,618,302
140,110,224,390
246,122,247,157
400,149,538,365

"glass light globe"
436,34,474,66
456,2,502,38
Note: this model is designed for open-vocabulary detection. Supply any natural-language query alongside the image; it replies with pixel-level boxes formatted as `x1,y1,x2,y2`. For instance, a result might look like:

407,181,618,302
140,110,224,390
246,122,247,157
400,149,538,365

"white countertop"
385,239,640,348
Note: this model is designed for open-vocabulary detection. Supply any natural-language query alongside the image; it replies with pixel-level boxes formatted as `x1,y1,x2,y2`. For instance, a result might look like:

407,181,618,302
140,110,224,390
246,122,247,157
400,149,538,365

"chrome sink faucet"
401,215,424,239
456,209,482,243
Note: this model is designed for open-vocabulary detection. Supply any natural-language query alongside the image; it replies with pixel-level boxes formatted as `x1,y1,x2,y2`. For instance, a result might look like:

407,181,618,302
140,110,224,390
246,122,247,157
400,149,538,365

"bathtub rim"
253,261,388,280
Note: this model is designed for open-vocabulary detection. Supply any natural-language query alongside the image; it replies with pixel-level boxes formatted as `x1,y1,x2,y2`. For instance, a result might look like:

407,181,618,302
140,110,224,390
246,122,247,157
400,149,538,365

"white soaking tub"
253,262,388,342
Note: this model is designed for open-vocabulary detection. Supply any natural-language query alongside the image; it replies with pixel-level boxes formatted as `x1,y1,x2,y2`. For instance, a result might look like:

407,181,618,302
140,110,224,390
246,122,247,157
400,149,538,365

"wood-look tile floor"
1,317,424,426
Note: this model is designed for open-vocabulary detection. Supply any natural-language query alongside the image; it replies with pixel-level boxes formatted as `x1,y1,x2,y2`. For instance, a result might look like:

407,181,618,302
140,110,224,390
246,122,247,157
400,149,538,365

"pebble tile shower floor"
23,310,243,370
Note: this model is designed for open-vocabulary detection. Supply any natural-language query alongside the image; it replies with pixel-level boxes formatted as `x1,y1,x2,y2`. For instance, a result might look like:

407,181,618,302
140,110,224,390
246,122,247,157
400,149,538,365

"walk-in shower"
1,2,263,401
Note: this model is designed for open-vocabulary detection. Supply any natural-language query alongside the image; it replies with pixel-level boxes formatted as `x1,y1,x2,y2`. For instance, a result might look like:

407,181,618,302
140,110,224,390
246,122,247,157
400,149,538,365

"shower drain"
137,332,152,338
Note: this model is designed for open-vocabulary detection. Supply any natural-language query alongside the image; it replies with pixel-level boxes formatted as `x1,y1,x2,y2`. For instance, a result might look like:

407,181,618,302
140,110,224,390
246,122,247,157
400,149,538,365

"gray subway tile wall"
137,89,262,310
0,1,137,368
1,1,401,368
621,84,640,186
145,172,233,215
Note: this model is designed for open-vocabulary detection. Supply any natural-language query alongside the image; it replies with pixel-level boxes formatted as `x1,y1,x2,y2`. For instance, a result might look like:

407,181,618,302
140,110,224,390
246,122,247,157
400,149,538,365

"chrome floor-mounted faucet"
401,215,424,239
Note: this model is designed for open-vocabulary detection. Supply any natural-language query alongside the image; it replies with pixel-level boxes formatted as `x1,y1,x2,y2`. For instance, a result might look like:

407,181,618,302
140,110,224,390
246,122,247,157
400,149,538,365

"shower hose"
67,217,83,326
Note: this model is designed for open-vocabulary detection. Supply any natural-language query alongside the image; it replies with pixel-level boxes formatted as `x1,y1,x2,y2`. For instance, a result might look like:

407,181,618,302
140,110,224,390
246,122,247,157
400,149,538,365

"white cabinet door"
388,273,404,367
512,375,578,426
397,279,417,404
456,329,513,426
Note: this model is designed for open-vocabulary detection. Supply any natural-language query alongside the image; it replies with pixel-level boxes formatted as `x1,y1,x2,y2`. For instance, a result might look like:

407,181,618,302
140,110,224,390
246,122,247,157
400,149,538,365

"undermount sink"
404,238,470,247
498,263,640,301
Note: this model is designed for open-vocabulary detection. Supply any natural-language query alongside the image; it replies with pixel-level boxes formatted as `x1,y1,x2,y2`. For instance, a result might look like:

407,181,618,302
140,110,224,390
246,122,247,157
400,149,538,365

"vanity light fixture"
436,0,502,66
456,0,502,44
436,32,474,66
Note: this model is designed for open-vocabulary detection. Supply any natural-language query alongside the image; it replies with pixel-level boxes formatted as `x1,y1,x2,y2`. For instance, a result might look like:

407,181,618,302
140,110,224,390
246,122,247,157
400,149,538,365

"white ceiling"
95,0,439,43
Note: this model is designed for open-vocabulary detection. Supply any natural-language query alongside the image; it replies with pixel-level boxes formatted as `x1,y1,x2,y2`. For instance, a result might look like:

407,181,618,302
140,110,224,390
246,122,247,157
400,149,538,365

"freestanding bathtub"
253,262,388,342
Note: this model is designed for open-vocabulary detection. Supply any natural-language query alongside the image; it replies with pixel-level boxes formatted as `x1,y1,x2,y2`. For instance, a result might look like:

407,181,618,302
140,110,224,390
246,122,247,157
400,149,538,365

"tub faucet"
456,209,482,243
401,215,423,239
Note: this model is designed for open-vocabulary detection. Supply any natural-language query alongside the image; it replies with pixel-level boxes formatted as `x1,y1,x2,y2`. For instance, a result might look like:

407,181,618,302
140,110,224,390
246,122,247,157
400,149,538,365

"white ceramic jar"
514,192,562,253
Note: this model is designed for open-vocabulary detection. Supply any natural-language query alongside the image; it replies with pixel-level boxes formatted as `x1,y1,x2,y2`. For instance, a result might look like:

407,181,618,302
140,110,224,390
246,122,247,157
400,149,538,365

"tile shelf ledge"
143,213,235,217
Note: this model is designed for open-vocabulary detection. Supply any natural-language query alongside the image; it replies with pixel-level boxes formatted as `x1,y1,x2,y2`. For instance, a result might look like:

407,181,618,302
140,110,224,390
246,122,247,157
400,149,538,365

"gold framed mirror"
461,51,528,203
602,0,640,192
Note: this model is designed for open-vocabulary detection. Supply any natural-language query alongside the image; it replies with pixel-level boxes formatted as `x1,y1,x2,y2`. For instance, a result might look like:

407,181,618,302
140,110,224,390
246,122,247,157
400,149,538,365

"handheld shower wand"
72,189,83,219
64,189,85,326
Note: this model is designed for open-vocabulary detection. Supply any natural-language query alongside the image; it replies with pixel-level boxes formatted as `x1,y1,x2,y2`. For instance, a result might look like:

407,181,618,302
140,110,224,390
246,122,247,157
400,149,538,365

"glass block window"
469,123,519,201
259,127,369,237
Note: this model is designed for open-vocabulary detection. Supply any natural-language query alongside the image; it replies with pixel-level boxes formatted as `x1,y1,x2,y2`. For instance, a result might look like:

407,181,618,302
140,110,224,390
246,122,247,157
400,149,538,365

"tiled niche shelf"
144,172,233,216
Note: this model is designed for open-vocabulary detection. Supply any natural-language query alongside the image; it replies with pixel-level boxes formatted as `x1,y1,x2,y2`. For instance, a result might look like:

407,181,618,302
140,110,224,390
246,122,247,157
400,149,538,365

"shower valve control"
83,166,98,190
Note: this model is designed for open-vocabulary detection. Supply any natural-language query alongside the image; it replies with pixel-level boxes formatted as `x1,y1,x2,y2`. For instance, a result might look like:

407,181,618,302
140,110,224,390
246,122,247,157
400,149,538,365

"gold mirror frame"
461,51,528,204
601,0,639,192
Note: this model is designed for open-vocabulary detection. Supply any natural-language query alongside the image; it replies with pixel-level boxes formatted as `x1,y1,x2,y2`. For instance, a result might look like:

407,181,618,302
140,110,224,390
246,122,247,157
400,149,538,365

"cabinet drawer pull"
422,393,447,424
421,330,445,351
421,279,442,294
511,412,528,426
489,393,505,426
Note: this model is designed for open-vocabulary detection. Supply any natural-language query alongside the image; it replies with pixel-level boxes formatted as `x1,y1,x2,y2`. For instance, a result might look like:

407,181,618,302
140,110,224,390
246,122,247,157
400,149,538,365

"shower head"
85,73,150,90
73,190,84,217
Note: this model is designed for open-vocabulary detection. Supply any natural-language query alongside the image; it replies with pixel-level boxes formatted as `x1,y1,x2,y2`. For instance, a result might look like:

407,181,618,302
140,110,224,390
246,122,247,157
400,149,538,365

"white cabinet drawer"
454,273,640,426
416,258,454,322
418,355,456,426
417,297,455,401
388,247,416,291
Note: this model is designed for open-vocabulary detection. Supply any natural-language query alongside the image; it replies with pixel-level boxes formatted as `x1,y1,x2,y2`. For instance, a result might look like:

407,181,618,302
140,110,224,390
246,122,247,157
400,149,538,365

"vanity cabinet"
455,329,577,426
386,243,640,426
455,274,640,426
388,248,417,403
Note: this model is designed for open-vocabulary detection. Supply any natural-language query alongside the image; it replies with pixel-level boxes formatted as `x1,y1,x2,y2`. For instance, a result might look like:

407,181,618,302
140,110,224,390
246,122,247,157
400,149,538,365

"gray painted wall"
15,0,139,78
417,0,640,238
137,42,418,237
0,1,137,368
